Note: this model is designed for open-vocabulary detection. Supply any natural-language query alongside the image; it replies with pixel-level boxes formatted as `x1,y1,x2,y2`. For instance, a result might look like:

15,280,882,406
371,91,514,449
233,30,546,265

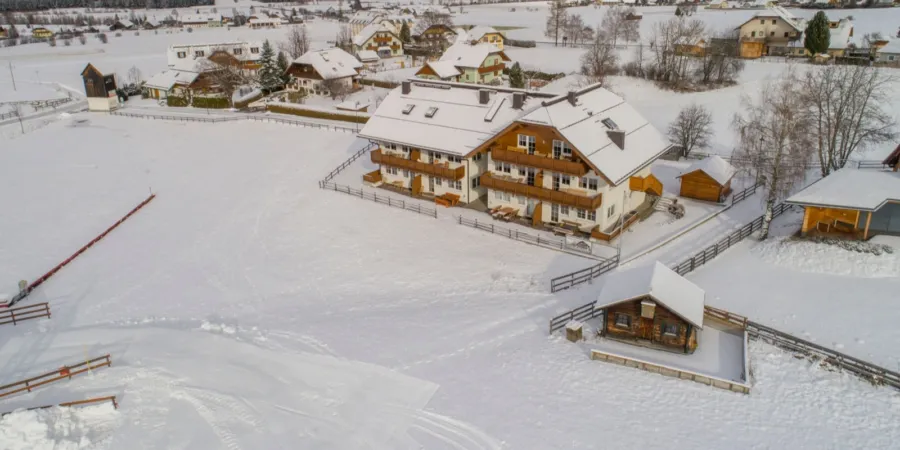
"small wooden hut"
81,63,119,112
594,262,705,354
676,155,736,203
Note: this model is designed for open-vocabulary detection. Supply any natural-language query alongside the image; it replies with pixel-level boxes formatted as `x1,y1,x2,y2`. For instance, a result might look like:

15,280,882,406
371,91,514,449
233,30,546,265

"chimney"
607,130,626,150
401,81,411,95
512,92,525,109
478,89,491,105
567,91,577,106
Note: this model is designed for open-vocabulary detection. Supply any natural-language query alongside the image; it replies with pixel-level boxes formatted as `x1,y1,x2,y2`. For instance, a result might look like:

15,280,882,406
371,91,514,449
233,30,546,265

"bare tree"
545,0,568,47
335,24,352,52
668,104,713,158
732,70,815,239
199,59,250,108
78,34,87,45
565,14,585,46
800,65,897,177
282,25,310,58
128,65,142,85
414,11,453,34
323,78,350,100
600,6,639,47
648,17,705,88
580,29,618,86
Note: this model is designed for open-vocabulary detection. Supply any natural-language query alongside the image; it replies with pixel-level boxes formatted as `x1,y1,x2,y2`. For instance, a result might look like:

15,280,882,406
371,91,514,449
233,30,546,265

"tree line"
0,0,212,13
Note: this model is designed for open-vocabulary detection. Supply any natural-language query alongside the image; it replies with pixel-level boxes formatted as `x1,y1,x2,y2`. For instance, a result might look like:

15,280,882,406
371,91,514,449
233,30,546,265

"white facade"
87,95,119,112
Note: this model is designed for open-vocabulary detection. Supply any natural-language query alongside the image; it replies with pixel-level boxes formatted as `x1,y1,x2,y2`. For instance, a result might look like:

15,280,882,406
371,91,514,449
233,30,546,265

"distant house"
786,18,854,58
30,26,54,38
180,15,222,28
674,36,708,57
707,0,730,9
349,10,383,36
594,262,705,354
284,48,363,96
109,19,135,31
81,63,119,112
735,6,804,58
352,24,404,58
461,25,505,50
143,64,201,100
356,49,380,64
416,43,508,84
785,157,900,240
248,15,281,29
676,156,736,203
0,26,8,39
167,42,264,76
143,19,161,30
876,40,900,66
413,24,457,51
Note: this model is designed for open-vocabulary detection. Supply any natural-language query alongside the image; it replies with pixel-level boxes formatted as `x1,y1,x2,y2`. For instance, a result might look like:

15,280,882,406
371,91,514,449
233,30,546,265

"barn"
593,262,705,354
676,155,736,203
81,63,119,112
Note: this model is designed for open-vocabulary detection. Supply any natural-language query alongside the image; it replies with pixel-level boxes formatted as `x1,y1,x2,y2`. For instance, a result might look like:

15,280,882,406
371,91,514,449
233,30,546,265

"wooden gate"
638,317,654,341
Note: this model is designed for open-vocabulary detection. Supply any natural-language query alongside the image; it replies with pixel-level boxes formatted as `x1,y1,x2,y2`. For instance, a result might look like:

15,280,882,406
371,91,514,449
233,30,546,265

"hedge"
359,78,400,89
166,95,189,107
267,105,369,124
192,96,230,109
506,39,536,48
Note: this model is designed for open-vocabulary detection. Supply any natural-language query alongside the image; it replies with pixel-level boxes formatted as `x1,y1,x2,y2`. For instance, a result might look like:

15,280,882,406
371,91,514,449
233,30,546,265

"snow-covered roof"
357,50,380,61
180,15,219,24
786,168,900,212
145,18,161,27
358,80,556,156
353,23,396,47
291,48,363,80
143,69,200,90
879,40,900,54
740,6,804,32
453,27,469,44
439,42,504,68
465,25,500,41
168,58,207,73
249,17,281,24
677,155,736,185
595,262,706,329
116,19,134,28
827,18,854,50
167,42,263,66
520,85,672,185
350,11,383,25
423,60,461,79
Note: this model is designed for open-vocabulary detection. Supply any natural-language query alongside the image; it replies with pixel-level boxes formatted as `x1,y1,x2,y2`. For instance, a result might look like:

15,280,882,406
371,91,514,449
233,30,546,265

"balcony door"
552,174,561,191
526,168,536,186
428,176,435,193
551,204,559,222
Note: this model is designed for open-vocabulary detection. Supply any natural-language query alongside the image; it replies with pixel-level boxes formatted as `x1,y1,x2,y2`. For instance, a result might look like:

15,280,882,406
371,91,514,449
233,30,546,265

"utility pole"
15,105,25,135
8,61,16,91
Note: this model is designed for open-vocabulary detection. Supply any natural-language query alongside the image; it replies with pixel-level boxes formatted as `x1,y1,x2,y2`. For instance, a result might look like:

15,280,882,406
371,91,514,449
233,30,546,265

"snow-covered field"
1,115,899,448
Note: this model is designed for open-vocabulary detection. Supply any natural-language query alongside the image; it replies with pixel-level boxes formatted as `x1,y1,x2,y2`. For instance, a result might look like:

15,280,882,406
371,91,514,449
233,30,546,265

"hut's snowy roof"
353,23,395,47
439,42,504,68
595,262,706,329
465,26,500,41
143,69,200,90
677,155,736,185
424,61,462,79
786,168,900,211
357,50,380,61
292,48,362,80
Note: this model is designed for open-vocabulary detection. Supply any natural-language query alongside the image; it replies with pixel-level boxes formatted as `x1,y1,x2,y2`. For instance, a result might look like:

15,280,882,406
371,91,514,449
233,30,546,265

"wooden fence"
1,395,118,416
590,349,751,394
320,182,438,219
549,301,603,334
110,111,358,133
456,216,603,260
7,194,156,307
690,152,888,171
670,202,793,276
0,355,112,399
0,303,51,326
729,183,758,205
320,143,375,184
549,254,621,294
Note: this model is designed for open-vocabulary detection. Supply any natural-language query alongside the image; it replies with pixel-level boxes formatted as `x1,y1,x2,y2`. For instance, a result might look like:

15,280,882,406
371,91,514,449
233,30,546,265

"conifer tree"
508,62,525,89
257,40,282,92
400,22,411,43
276,51,290,86
804,12,831,56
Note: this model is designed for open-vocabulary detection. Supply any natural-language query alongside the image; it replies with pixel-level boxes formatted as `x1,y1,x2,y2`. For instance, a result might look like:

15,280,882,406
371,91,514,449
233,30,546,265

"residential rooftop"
786,168,900,211
291,48,362,80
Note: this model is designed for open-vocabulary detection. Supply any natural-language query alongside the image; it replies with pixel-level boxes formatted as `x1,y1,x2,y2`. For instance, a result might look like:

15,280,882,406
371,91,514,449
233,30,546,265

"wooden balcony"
371,149,465,180
492,146,588,176
363,169,382,184
480,172,602,210
629,174,663,197
478,63,506,74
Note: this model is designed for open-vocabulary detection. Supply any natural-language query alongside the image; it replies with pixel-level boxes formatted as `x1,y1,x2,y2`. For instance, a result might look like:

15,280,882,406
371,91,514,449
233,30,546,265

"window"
503,192,511,201
494,190,502,200
385,143,397,150
769,31,775,37
433,152,442,161
517,196,525,205
499,162,512,173
387,167,398,175
251,47,260,54
607,204,616,218
552,140,572,159
759,19,765,25
448,155,461,163
751,31,756,38
194,50,205,57
784,32,789,38
577,209,586,219
561,175,570,185
772,20,776,25
403,170,410,178
579,177,599,190
518,134,536,154
471,177,480,188
663,323,678,337
402,145,411,153
436,178,443,186
233,48,242,55
587,210,596,221
453,180,462,190
177,51,187,58
518,167,526,176
615,313,631,329
560,206,569,216
474,152,483,161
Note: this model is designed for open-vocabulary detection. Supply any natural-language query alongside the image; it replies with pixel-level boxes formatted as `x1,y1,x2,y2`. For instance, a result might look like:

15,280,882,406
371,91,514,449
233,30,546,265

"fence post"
11,310,16,326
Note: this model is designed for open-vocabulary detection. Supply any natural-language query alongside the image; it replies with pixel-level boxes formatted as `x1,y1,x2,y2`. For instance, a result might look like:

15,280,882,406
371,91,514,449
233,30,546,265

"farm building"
786,157,900,240
81,63,119,112
594,262,705,354
676,155,736,203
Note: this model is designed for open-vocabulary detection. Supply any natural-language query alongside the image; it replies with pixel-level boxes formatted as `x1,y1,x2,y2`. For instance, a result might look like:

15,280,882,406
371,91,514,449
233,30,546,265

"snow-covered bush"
802,236,894,255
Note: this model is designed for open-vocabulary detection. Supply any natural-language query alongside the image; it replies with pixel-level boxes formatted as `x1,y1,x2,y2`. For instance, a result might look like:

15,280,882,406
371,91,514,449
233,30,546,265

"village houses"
415,42,508,84
143,42,262,100
358,80,672,240
413,24,457,51
353,23,404,58
460,25,506,51
284,48,363,97
736,6,853,58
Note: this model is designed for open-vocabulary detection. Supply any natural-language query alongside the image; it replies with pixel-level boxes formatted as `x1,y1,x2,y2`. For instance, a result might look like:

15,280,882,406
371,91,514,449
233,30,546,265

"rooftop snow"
166,42,263,66
424,60,462,79
465,25,501,41
353,23,395,47
595,261,706,329
292,48,362,80
143,69,200,90
677,155,736,185
357,50,380,61
439,42,504,68
786,168,900,211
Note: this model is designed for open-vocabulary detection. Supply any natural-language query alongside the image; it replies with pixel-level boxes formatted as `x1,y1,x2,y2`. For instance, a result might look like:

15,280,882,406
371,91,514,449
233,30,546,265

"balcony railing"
480,173,602,210
478,63,506,74
371,149,465,180
629,174,663,197
492,146,588,176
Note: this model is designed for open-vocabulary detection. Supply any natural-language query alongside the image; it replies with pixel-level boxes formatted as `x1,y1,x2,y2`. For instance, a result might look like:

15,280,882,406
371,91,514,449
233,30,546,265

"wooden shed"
594,262,705,354
81,63,119,112
676,155,736,203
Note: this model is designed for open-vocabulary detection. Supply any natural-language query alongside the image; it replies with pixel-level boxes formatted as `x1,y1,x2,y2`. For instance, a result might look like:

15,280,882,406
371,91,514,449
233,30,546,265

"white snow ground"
0,403,118,450
1,114,899,448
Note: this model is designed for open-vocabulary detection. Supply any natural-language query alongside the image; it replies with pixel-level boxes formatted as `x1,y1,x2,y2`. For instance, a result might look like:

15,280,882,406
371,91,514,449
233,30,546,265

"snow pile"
232,86,262,104
751,236,900,278
0,404,118,450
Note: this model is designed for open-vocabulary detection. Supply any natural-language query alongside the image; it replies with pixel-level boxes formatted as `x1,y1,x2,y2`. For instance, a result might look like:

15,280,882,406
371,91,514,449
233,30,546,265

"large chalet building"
358,80,671,239
284,48,363,96
415,43,508,84
352,24,404,58
144,42,263,100
736,6,853,58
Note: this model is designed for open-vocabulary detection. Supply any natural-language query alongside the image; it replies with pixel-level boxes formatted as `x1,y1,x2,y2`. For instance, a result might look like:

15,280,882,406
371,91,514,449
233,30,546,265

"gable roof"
358,80,556,156
595,262,706,329
677,155,736,185
357,49,380,61
519,85,672,185
786,168,900,211
353,23,397,47
439,42,505,68
143,69,200,90
422,60,462,79
180,15,218,23
292,48,363,80
167,42,263,66
465,25,501,41
736,6,804,32
415,23,456,37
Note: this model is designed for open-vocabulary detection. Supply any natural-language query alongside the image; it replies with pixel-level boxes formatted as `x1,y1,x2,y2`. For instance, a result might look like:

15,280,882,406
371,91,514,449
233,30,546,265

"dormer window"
194,50,205,57
425,107,438,118
601,118,618,129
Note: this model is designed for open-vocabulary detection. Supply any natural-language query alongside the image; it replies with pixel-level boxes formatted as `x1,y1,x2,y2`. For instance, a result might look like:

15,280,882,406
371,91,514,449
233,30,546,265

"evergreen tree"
675,7,683,17
399,22,411,43
276,50,290,86
508,62,525,89
804,11,831,56
258,40,282,92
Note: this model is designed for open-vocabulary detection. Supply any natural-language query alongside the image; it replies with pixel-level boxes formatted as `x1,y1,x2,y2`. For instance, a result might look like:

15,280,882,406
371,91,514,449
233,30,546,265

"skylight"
402,104,415,115
425,107,438,118
601,118,618,130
